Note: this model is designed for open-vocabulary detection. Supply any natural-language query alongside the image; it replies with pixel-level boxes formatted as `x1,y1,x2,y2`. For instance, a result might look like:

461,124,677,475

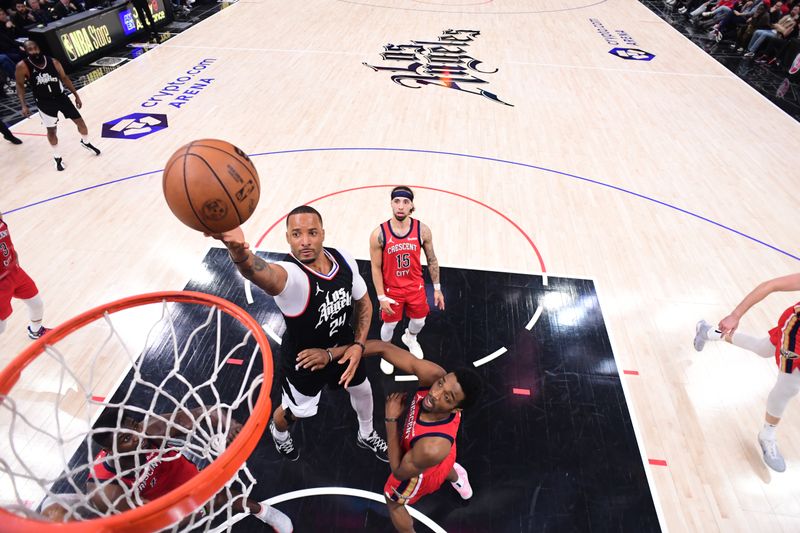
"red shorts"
382,285,430,322
383,455,454,506
0,267,39,320
769,303,800,372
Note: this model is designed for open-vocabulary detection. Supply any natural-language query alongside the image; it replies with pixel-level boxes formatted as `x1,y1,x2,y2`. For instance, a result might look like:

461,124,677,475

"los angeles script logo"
363,29,512,107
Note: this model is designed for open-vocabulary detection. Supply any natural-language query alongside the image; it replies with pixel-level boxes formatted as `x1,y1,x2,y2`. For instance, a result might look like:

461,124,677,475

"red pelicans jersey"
0,219,18,279
380,218,423,290
90,448,199,501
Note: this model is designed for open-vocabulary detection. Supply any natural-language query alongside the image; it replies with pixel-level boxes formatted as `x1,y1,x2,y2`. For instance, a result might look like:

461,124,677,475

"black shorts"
279,358,368,418
37,95,81,127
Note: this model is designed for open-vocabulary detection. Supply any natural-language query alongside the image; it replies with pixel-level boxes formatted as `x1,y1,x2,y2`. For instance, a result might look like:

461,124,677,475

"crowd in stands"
665,0,800,72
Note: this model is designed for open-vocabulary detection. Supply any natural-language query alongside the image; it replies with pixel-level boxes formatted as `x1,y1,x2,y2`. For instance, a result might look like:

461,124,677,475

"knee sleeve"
766,371,800,419
408,317,426,335
729,332,774,359
381,321,399,342
0,319,5,335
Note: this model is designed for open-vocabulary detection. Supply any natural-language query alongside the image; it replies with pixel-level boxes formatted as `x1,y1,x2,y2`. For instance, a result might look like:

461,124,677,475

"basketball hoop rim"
0,291,274,533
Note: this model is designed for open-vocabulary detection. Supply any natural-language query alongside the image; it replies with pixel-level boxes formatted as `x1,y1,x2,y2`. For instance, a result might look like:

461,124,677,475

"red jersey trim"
410,432,455,447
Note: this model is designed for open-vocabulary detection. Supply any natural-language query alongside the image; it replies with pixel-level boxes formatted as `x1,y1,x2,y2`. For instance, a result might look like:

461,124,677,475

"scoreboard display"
30,0,173,69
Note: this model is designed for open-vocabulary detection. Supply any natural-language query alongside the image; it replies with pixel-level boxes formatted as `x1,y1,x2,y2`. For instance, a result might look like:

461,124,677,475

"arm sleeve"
338,249,368,300
273,262,310,316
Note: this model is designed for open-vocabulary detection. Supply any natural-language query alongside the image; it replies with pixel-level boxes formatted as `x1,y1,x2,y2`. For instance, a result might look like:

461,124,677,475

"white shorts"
38,108,60,128
281,378,322,418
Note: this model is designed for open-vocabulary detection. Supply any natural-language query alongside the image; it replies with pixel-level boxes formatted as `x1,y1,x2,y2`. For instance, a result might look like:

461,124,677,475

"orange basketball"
162,139,261,233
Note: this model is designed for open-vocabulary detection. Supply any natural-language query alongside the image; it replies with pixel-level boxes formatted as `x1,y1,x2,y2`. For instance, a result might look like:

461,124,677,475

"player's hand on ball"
385,392,407,419
297,348,330,371
205,227,250,257
434,290,445,311
338,344,363,388
718,314,740,336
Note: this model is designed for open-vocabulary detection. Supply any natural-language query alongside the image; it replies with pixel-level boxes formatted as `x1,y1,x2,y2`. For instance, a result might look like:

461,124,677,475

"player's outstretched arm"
206,227,288,296
719,273,800,335
365,340,445,387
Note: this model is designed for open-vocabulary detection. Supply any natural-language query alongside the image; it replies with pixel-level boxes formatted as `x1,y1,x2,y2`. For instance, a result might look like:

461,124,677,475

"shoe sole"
694,320,707,352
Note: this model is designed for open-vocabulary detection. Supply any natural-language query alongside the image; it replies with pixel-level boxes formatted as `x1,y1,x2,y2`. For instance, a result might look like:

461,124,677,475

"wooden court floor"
2,0,800,530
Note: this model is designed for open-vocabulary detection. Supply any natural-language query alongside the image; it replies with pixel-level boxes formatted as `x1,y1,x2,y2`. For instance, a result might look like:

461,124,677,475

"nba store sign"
589,19,655,61
101,58,216,140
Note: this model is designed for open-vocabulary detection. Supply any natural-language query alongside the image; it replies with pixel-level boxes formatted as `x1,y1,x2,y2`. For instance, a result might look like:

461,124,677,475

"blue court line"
5,146,798,262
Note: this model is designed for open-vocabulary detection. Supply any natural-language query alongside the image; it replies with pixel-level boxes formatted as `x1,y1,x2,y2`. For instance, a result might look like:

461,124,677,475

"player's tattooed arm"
353,294,373,344
421,223,445,310
208,227,287,296
420,224,440,284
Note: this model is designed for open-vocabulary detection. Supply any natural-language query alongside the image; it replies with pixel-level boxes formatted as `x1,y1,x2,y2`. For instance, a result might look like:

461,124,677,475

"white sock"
347,379,375,437
81,135,89,143
52,148,60,158
271,423,289,442
761,422,777,440
705,328,723,340
22,295,44,332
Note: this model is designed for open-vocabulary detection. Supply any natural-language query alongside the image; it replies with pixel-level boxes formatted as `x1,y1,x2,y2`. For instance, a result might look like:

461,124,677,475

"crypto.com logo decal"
608,47,655,61
101,113,168,140
363,29,512,106
590,19,655,62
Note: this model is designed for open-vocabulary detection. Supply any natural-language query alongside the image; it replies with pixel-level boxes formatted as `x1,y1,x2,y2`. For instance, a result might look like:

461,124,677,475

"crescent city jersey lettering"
381,218,423,290
280,247,355,372
0,219,18,279
402,388,461,455
24,56,64,102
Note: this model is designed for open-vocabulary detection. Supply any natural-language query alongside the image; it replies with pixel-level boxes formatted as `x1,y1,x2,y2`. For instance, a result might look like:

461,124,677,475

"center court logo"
101,113,168,139
363,29,512,106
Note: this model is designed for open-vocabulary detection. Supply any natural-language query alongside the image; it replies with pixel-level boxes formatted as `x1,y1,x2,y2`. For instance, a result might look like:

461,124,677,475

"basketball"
162,139,261,233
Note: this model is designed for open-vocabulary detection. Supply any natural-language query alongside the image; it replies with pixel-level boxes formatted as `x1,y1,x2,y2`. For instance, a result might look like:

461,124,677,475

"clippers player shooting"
209,206,388,462
0,211,50,339
15,40,100,171
41,406,292,532
369,186,445,374
298,340,481,533
694,273,800,473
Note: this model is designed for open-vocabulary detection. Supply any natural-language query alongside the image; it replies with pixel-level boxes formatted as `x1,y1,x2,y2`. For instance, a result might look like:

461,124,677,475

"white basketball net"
0,298,267,532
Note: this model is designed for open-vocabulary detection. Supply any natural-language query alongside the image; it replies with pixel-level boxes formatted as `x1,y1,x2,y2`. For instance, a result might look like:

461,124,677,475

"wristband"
433,283,441,291
384,417,398,423
353,341,365,353
326,349,333,363
229,251,250,264
378,294,391,302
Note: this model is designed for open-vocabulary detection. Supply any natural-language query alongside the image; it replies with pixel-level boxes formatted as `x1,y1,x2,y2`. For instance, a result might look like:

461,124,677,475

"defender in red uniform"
77,406,293,532
298,340,482,533
369,186,445,374
0,211,50,339
694,273,800,473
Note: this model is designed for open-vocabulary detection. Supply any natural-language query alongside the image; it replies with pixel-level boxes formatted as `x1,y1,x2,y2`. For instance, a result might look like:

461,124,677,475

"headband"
391,189,414,201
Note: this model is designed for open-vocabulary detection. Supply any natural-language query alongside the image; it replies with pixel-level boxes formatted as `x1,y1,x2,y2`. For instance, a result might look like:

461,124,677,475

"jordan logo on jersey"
316,287,352,336
315,283,324,295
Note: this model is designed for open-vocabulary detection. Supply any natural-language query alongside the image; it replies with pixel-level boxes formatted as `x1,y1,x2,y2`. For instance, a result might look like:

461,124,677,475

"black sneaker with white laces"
268,420,299,461
356,430,389,463
80,140,101,155
54,157,65,171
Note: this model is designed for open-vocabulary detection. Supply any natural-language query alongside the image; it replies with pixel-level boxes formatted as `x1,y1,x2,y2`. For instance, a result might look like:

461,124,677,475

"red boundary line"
14,132,48,137
254,184,546,273
648,459,667,466
623,370,639,375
